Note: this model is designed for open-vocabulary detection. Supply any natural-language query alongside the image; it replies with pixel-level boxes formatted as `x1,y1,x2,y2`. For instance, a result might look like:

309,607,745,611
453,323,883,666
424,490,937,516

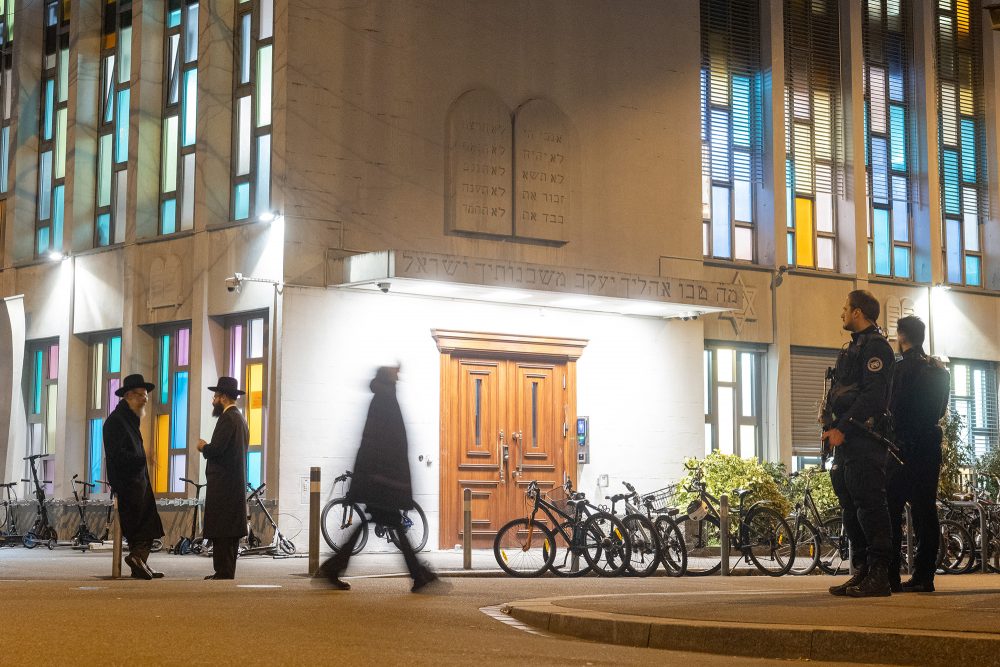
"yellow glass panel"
247,363,263,446
956,0,969,35
156,414,170,493
795,198,815,267
709,33,728,107
959,54,973,115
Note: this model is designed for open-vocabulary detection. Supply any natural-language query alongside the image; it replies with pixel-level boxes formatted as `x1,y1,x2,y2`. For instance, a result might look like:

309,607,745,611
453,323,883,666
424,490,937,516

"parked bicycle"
320,470,429,555
679,462,794,576
633,482,689,577
21,455,57,549
785,468,848,576
241,482,296,557
493,479,631,577
607,481,687,577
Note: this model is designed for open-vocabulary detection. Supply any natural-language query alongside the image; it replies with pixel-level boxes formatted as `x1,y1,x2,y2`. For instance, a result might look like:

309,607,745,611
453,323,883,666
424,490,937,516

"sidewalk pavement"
503,574,1000,666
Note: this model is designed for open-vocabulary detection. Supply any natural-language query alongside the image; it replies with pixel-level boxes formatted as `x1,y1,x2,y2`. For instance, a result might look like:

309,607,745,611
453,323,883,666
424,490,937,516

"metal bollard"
463,488,472,570
112,496,122,579
720,494,730,576
309,467,320,575
905,502,914,574
980,503,989,574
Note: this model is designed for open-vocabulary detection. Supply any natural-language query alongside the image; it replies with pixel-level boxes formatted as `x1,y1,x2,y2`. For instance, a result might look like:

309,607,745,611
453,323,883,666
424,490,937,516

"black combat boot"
828,565,867,596
847,562,892,598
901,577,935,593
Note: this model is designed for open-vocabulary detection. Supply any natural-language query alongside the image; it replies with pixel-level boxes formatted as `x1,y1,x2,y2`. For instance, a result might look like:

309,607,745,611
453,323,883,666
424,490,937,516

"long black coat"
346,374,414,512
201,406,249,538
103,400,164,542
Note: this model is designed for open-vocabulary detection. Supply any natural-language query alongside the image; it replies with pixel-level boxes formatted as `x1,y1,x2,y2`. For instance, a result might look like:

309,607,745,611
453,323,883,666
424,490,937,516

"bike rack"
720,494,730,576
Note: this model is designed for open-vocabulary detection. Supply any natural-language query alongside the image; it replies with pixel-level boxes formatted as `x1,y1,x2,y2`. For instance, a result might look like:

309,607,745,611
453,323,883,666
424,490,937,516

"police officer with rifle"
821,290,896,598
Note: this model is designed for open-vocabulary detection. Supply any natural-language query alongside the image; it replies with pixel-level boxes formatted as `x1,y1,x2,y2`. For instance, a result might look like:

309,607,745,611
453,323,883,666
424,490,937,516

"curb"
501,596,1000,666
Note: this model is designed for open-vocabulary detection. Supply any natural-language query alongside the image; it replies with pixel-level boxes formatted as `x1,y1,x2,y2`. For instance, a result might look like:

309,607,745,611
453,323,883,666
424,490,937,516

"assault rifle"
846,416,904,466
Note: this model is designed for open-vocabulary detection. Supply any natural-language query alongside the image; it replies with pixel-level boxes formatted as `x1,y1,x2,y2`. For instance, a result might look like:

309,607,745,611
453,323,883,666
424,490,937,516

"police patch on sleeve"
867,357,884,372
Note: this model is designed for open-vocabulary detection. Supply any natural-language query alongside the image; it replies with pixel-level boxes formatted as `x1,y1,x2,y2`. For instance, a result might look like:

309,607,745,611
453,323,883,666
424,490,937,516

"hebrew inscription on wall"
513,99,576,244
446,89,513,237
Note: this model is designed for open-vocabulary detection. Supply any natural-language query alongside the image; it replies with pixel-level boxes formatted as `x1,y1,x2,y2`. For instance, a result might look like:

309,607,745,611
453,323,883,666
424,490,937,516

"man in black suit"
197,376,249,580
104,373,164,580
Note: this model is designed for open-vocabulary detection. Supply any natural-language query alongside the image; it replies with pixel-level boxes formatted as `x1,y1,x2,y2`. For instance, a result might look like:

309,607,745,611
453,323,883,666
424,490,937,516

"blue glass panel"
871,138,889,204
891,175,907,202
943,150,960,215
946,219,962,283
171,371,188,449
0,126,9,193
961,119,976,183
162,199,177,234
160,335,170,404
109,336,121,373
733,150,751,182
892,200,908,242
168,8,181,27
711,185,731,258
894,247,910,279
710,108,730,182
182,69,197,147
888,63,904,102
234,182,250,220
115,89,130,164
43,79,54,141
33,350,43,413
873,208,891,275
732,75,751,148
734,179,752,223
247,451,262,489
52,185,64,250
785,184,794,228
37,227,50,255
89,419,103,484
97,213,111,247
863,106,869,166
787,232,795,262
38,151,52,220
889,106,906,171
965,255,981,287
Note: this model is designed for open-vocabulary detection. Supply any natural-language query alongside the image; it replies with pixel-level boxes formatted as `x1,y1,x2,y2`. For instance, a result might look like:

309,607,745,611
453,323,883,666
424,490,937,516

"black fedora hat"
116,373,156,397
208,376,245,398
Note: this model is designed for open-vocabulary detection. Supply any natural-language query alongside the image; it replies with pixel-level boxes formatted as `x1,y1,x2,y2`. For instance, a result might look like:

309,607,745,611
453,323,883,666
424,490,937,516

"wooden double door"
437,332,585,548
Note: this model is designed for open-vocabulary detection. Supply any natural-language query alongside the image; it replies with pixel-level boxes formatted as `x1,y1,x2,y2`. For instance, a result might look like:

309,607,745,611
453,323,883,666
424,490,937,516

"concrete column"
980,7,1000,290
840,0,866,279
197,0,236,229
911,0,943,286
68,0,102,252
132,0,165,240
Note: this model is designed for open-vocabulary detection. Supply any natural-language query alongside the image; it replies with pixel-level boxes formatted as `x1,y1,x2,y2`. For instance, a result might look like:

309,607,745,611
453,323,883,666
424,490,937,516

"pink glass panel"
177,328,190,366
48,344,59,379
230,325,243,377
107,378,121,412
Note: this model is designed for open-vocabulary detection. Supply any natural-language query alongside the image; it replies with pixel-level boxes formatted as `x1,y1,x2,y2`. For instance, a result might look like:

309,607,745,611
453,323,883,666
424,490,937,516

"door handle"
498,430,506,484
511,431,523,480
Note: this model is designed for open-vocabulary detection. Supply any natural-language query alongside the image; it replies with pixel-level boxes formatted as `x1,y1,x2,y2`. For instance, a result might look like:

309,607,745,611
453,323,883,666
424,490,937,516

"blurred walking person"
197,377,249,580
318,366,438,592
104,373,165,580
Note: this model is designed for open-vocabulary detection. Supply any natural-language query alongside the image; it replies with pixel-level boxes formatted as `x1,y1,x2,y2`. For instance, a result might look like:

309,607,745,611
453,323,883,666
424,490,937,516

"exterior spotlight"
48,251,64,261
258,210,276,222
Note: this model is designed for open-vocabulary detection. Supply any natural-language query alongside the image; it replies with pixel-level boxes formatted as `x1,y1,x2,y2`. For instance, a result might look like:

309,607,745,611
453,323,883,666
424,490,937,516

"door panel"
442,354,574,548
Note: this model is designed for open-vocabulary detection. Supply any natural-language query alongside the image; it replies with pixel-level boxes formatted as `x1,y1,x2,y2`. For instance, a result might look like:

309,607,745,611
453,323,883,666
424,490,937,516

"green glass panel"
52,185,64,249
119,26,132,85
162,114,178,193
256,45,272,127
98,134,112,207
58,47,68,102
54,108,66,179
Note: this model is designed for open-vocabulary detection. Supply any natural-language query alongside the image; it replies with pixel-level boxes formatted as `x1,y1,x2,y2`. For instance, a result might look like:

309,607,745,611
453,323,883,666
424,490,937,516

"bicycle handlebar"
179,477,206,488
22,479,52,484
73,479,96,489
622,481,636,494
1,482,17,488
23,454,45,461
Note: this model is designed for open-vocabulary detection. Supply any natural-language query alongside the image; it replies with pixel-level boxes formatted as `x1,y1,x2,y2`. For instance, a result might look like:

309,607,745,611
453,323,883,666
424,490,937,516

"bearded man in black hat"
103,373,165,580
197,376,249,580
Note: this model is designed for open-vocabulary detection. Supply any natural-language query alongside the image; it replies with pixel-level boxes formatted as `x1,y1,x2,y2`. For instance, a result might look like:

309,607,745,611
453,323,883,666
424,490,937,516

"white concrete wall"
278,285,705,549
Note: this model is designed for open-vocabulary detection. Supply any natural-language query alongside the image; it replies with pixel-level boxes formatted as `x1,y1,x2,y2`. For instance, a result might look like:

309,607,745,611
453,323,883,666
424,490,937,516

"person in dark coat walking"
103,373,165,580
318,366,438,592
197,376,249,580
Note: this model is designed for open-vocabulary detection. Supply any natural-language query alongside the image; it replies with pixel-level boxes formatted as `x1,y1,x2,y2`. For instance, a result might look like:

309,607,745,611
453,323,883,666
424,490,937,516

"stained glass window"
704,345,765,460
35,0,69,257
232,0,273,221
160,0,199,235
26,340,59,496
153,324,191,494
95,0,132,247
227,313,268,488
87,332,122,486
701,0,761,262
0,0,15,223
937,0,986,286
784,0,841,270
864,0,914,280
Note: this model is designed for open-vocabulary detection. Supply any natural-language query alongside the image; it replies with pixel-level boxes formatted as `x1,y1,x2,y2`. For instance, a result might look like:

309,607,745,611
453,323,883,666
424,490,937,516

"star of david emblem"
721,272,758,336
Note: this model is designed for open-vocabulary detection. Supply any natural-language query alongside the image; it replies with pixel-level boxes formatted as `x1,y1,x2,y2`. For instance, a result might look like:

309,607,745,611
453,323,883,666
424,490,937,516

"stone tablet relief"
446,89,513,237
147,254,183,309
513,98,577,244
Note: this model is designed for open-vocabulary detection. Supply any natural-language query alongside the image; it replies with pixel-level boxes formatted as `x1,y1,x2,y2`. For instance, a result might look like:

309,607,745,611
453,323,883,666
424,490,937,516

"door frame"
432,329,587,549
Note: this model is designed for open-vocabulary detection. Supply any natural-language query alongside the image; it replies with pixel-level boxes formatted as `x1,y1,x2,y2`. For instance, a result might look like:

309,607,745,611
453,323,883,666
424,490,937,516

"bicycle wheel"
684,514,722,576
938,519,975,574
546,520,593,577
788,518,820,576
582,512,631,577
23,532,37,549
621,514,660,577
391,502,429,553
745,506,794,576
653,515,687,576
493,518,555,577
320,498,369,555
817,517,850,575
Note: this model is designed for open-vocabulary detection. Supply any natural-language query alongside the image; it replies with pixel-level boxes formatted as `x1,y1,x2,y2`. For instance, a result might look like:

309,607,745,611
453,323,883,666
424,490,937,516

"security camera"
225,273,244,294
377,282,390,294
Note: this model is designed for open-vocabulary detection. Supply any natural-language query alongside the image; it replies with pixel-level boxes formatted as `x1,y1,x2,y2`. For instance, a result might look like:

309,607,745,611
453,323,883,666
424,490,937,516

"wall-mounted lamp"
772,265,789,288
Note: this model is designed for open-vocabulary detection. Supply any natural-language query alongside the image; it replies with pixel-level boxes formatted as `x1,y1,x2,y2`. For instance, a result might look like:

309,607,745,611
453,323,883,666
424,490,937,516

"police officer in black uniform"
822,290,896,597
886,316,947,593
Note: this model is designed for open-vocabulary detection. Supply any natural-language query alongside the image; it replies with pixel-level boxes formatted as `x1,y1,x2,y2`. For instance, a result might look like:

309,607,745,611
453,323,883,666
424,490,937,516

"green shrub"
975,447,1000,498
676,451,791,517
939,408,973,498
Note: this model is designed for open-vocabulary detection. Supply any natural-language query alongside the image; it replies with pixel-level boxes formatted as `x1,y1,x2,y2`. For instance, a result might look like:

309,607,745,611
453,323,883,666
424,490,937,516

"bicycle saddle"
606,493,629,504
733,488,753,500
